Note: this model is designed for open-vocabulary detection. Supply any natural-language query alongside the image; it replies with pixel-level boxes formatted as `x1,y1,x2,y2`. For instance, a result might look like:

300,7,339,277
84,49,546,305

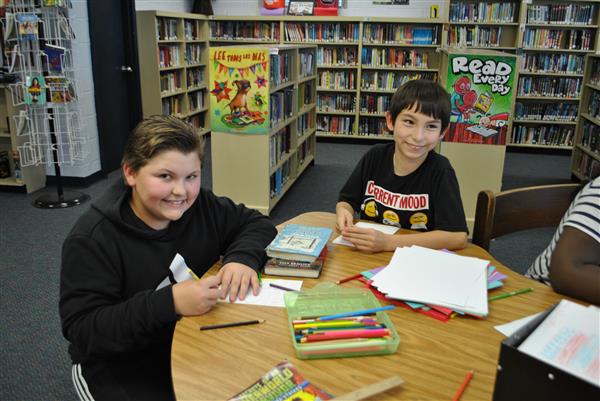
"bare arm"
549,226,600,305
340,226,468,253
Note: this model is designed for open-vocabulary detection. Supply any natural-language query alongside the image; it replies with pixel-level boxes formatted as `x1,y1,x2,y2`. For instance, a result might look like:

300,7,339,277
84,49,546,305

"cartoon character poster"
209,47,270,134
445,53,516,145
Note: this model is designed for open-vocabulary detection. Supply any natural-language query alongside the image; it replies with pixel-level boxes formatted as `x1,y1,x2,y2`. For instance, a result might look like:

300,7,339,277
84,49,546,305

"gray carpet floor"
0,138,573,401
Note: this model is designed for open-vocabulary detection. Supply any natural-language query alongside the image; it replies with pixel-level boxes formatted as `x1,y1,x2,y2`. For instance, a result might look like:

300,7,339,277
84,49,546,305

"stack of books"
264,224,332,278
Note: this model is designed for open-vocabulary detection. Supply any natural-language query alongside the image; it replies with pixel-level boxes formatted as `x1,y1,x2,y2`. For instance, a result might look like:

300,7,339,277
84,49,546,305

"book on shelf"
264,246,328,278
25,75,46,105
228,360,332,401
16,13,39,40
44,44,66,74
45,76,75,103
266,224,332,263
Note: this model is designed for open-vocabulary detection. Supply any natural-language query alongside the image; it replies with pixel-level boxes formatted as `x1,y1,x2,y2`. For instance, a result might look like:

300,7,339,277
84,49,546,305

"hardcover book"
264,246,327,278
228,360,332,401
266,224,332,263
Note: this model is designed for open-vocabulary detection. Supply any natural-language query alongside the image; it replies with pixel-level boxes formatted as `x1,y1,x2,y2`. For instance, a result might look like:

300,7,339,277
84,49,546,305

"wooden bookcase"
210,44,317,214
0,86,45,193
571,53,600,180
444,1,522,52
511,0,599,150
208,16,444,141
136,10,210,135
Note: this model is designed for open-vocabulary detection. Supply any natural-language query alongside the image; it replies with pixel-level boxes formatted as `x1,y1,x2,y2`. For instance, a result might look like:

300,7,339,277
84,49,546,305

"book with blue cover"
266,224,332,262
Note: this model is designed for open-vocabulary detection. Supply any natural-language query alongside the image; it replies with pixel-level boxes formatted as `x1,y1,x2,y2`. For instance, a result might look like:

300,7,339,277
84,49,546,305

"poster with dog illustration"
209,47,270,134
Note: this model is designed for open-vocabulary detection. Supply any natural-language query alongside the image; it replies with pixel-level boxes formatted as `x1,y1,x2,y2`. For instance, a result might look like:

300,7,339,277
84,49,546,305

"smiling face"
123,150,201,230
386,105,443,167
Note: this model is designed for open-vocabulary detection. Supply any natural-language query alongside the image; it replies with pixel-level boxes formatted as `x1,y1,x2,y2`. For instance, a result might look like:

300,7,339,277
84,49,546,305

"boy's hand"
341,226,390,253
219,262,260,302
336,208,354,233
172,275,221,316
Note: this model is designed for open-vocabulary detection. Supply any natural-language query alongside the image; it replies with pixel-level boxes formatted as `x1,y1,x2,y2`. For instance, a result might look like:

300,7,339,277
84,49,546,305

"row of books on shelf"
298,51,315,78
361,48,429,69
362,25,439,46
360,71,436,92
360,94,391,115
317,93,355,113
358,117,389,137
270,53,291,87
447,26,504,48
188,90,205,111
270,160,292,199
270,89,294,126
269,126,291,168
514,102,578,122
162,96,181,115
297,82,314,109
187,67,204,88
183,20,202,41
209,21,280,41
589,91,600,120
317,47,357,67
184,44,203,65
580,122,600,154
576,153,600,179
522,28,593,51
317,115,353,135
155,18,178,41
449,2,517,23
525,4,597,25
318,70,355,91
158,45,180,68
511,125,573,147
160,71,181,93
517,76,581,98
520,53,585,75
297,139,313,167
284,22,359,43
297,113,312,137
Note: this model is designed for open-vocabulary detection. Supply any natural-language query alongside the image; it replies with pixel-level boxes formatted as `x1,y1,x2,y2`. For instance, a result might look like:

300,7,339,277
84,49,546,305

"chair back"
472,183,582,251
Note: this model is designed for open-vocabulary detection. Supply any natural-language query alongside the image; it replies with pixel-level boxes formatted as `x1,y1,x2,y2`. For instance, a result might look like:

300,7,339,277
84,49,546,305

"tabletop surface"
171,212,566,401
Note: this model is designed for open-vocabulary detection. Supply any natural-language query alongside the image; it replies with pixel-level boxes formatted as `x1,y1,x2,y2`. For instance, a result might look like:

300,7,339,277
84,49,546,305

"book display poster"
209,47,270,134
445,53,516,145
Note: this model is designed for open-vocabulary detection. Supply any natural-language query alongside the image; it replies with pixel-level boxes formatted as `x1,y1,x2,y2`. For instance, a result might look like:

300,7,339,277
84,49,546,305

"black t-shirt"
338,143,468,233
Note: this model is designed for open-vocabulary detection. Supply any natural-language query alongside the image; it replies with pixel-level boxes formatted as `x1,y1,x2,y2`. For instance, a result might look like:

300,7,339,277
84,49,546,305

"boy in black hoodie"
60,115,277,401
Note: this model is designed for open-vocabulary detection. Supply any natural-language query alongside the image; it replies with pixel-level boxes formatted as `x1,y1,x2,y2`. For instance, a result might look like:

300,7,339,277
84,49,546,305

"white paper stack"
370,246,489,317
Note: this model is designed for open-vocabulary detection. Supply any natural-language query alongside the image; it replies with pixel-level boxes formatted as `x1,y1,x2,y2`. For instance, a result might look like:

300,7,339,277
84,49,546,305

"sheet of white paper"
494,312,544,337
333,222,400,247
218,279,303,308
371,246,489,316
156,253,193,290
518,299,600,387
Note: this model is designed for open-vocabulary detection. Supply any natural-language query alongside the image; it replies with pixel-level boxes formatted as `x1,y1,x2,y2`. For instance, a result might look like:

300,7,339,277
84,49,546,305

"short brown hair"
122,115,204,172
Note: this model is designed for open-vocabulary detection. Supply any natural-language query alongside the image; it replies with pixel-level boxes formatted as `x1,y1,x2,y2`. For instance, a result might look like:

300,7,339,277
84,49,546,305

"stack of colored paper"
368,246,495,318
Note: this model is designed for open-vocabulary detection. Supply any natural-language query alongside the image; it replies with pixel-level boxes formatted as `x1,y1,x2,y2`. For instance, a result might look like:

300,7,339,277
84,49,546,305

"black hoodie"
59,180,276,398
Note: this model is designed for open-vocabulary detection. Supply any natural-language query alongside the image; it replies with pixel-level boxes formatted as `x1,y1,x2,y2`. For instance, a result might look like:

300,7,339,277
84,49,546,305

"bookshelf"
208,16,445,140
444,1,522,51
210,44,317,214
511,0,599,149
136,10,210,135
0,86,45,193
571,53,600,180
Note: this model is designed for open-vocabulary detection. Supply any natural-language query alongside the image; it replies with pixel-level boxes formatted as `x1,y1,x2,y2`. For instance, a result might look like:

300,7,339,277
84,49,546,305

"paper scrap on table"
333,222,400,247
218,279,302,307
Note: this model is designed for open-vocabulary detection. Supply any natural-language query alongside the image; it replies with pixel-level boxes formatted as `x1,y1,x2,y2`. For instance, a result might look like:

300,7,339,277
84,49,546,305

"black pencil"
199,319,265,331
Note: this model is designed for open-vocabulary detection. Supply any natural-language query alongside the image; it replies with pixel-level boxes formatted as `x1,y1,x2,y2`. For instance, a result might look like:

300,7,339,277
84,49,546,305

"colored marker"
200,319,265,331
336,273,363,284
318,305,395,321
188,268,201,281
301,328,390,342
488,287,533,301
269,282,296,292
452,370,474,401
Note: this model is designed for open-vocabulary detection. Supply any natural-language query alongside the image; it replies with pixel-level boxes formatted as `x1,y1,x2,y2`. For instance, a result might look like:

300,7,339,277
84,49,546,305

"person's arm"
549,226,600,305
336,201,355,232
340,226,467,253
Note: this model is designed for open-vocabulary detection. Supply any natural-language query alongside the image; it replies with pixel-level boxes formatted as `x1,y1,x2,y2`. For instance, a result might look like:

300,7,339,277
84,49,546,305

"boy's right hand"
172,275,221,316
336,208,354,233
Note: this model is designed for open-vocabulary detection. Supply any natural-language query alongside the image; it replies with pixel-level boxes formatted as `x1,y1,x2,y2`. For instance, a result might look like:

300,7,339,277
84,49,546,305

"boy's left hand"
219,262,261,302
341,226,389,253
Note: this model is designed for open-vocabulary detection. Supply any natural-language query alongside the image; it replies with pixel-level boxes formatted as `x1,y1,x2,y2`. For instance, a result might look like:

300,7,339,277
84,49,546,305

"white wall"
135,0,193,12
212,0,446,18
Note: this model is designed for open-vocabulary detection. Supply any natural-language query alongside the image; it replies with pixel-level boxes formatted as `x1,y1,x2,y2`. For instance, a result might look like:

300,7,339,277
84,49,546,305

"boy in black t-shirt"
336,79,468,252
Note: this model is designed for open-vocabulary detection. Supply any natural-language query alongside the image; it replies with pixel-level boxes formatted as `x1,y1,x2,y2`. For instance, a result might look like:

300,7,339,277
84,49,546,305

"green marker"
257,271,263,286
489,287,533,302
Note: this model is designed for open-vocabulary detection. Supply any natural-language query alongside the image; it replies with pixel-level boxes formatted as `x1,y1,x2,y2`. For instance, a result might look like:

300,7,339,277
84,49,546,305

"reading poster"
209,47,270,134
444,53,516,145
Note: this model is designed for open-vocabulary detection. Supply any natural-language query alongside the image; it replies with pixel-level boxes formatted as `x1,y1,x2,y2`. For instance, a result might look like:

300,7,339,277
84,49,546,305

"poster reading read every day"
209,47,270,134
445,53,516,145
